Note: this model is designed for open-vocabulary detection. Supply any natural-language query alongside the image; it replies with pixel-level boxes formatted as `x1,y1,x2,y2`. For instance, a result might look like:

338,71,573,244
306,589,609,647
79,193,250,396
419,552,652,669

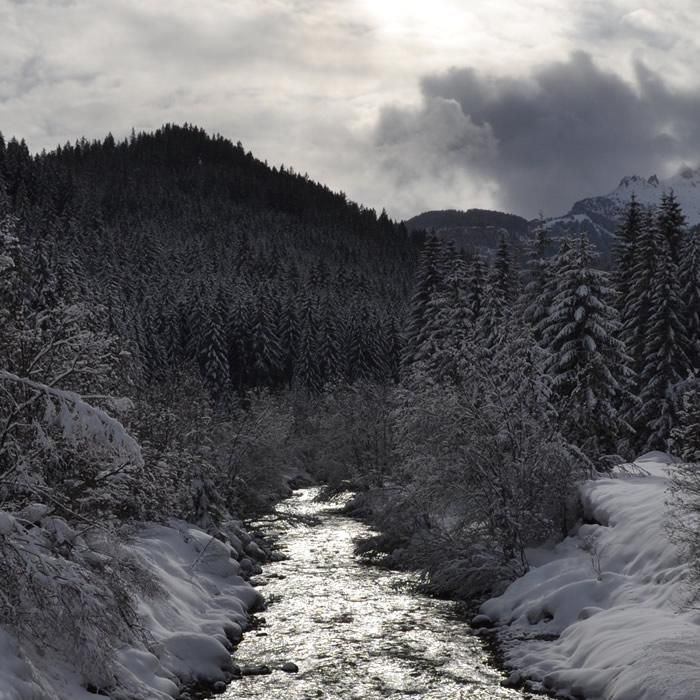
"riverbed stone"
501,670,521,688
241,664,272,676
281,662,299,673
471,614,493,629
212,681,227,693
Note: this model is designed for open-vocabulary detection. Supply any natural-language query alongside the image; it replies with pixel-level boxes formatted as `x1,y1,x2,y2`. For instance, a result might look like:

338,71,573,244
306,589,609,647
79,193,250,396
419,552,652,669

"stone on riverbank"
241,664,272,676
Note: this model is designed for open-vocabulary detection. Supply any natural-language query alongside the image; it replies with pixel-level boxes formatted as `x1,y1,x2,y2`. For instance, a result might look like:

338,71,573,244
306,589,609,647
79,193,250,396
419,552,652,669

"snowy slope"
481,453,700,700
0,521,263,700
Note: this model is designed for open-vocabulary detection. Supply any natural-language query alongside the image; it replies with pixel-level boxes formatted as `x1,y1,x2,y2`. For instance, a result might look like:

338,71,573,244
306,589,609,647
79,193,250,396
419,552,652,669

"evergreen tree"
479,236,517,344
468,254,486,321
539,234,633,456
614,195,643,323
277,298,299,387
295,298,322,393
680,229,700,373
671,381,700,461
317,305,342,385
347,312,374,383
200,291,230,397
657,190,686,264
251,289,285,386
402,235,446,371
414,252,473,383
637,234,691,450
523,220,552,341
622,209,658,378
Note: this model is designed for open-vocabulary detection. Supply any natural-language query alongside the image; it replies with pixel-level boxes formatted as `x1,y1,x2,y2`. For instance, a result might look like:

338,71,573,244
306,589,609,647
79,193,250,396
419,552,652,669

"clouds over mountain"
375,52,700,217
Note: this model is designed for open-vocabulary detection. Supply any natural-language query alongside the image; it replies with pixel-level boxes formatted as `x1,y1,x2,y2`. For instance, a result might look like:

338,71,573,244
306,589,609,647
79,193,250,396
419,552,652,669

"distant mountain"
404,208,530,258
544,168,700,250
408,168,700,262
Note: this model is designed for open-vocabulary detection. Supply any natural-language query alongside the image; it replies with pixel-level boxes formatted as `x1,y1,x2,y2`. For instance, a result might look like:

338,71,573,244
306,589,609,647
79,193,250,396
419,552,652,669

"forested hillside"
1,124,417,395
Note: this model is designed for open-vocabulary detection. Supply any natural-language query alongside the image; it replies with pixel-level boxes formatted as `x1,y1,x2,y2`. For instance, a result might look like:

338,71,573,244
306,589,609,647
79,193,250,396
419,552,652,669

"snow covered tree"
657,190,686,264
402,235,446,371
251,289,285,386
295,299,322,394
523,220,553,341
670,380,700,461
317,306,342,385
622,208,658,379
200,291,230,398
468,253,487,321
614,195,643,317
680,229,700,373
412,252,473,383
637,234,691,451
479,236,516,344
539,233,634,457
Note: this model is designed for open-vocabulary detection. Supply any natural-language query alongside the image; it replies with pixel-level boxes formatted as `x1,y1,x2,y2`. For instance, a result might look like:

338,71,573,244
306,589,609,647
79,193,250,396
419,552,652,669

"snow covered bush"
299,381,398,496
367,329,587,599
211,389,295,517
670,379,700,462
130,374,295,523
0,514,159,693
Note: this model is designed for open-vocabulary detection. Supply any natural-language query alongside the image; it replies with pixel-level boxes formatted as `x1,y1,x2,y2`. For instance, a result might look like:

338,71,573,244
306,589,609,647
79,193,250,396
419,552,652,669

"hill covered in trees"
404,207,529,257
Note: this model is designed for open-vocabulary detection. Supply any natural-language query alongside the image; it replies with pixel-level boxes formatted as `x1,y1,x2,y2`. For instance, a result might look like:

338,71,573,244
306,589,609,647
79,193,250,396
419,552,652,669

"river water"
225,488,537,700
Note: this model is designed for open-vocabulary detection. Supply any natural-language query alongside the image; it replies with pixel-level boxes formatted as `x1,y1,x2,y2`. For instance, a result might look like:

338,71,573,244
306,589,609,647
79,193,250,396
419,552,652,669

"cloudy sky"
3,0,700,219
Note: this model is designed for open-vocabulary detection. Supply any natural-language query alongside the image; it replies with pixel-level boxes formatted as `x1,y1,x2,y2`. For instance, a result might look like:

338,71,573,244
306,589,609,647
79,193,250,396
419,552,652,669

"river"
223,488,538,700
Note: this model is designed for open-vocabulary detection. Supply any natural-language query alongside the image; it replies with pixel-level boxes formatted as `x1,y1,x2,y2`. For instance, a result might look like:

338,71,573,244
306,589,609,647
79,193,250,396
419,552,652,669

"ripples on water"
224,488,537,700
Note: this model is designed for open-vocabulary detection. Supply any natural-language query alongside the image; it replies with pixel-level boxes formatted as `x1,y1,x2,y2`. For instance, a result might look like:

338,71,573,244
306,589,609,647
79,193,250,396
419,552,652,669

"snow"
481,453,700,700
0,520,263,700
0,370,144,468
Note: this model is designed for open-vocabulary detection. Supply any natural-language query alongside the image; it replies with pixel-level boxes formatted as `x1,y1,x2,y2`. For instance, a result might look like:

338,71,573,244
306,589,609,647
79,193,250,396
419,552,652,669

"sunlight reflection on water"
224,488,537,700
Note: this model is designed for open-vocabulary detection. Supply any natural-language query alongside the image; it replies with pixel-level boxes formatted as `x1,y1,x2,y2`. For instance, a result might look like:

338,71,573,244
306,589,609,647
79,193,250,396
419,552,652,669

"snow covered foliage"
615,193,696,451
537,233,634,457
359,321,587,599
482,454,700,700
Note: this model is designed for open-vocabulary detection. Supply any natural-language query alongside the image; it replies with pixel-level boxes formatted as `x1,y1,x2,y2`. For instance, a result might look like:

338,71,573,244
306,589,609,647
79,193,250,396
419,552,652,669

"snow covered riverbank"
0,519,263,700
480,453,700,700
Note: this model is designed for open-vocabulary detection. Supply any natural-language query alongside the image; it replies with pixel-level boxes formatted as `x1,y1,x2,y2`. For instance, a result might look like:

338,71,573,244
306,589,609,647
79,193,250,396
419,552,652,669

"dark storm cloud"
4,1,700,220
375,52,700,217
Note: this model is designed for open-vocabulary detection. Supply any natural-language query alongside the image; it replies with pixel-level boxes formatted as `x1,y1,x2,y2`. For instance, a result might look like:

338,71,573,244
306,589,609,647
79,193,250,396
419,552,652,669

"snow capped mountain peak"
617,174,653,189
543,165,700,253
605,166,700,218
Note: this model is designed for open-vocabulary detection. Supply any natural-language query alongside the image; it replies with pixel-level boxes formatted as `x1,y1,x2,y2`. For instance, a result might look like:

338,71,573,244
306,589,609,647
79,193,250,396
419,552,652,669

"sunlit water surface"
225,488,537,700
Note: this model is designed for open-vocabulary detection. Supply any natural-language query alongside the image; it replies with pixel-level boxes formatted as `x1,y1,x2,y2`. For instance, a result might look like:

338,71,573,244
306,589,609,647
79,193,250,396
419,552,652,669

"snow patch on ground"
0,520,263,700
482,454,700,700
